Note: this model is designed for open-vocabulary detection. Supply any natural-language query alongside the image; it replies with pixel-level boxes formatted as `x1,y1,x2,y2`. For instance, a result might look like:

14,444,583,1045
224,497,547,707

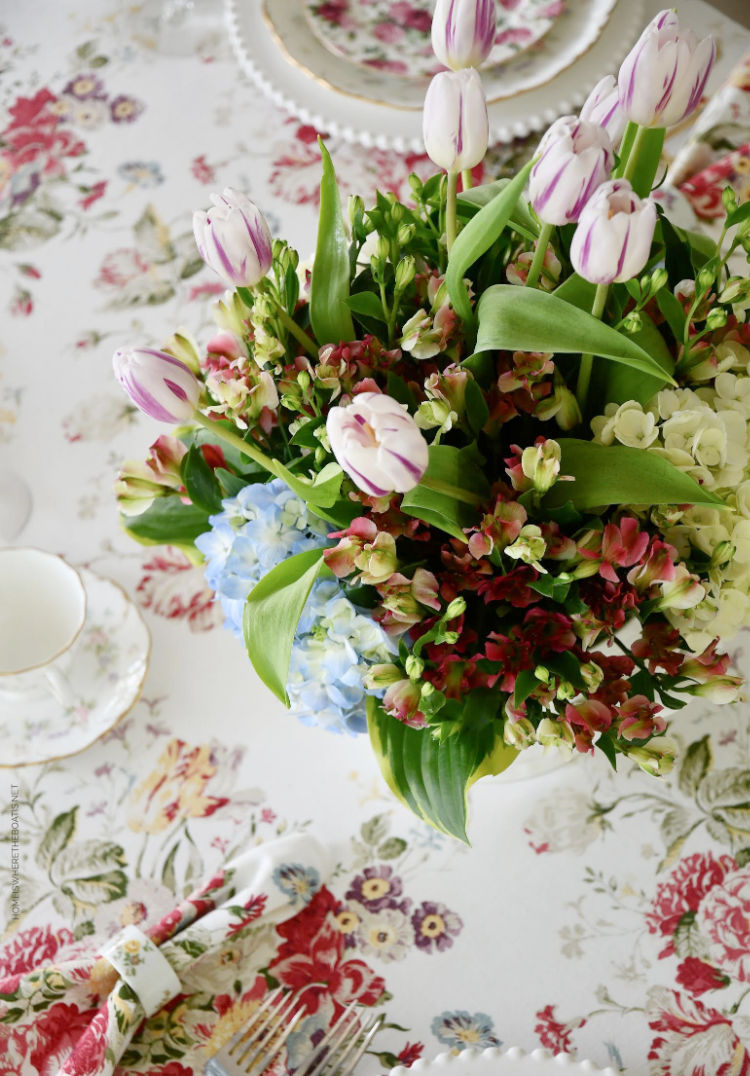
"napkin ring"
100,924,182,1017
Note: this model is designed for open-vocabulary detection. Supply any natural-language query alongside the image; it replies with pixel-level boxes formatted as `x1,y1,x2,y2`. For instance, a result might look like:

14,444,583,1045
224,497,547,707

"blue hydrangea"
196,479,394,736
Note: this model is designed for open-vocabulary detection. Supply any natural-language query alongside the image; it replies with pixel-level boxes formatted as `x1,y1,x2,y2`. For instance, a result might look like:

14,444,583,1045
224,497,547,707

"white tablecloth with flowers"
3,2,750,1074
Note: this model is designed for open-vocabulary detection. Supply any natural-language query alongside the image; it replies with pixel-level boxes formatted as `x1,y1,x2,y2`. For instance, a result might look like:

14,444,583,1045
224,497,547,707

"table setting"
2,1,750,1074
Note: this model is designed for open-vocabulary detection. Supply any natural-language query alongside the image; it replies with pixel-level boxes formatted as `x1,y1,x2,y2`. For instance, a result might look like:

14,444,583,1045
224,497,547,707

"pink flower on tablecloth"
534,1004,586,1054
647,987,750,1075
27,1002,94,1076
191,153,217,184
0,924,74,982
675,956,729,996
696,867,750,981
58,1006,110,1076
95,247,151,288
270,887,385,1015
496,28,532,46
136,549,223,632
373,21,404,43
645,851,737,955
9,286,32,316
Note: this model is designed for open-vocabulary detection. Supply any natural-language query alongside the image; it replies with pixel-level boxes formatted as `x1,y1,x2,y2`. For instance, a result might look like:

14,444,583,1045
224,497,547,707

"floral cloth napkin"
0,834,386,1076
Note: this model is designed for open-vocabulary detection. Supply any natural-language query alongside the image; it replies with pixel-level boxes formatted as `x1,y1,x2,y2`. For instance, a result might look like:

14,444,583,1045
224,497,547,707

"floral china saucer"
0,568,150,766
302,0,564,81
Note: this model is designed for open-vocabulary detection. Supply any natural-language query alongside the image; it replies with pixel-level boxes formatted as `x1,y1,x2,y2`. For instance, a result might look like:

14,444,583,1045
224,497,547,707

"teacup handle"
44,666,76,709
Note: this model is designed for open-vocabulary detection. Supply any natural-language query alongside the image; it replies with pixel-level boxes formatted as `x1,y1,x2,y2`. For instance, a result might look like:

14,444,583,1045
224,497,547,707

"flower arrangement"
114,5,749,841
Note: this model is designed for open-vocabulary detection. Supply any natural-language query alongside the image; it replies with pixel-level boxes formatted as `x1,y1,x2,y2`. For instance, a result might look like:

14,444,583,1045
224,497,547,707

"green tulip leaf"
546,440,727,510
401,443,489,541
310,138,355,345
182,445,223,514
473,285,675,384
244,548,329,706
123,497,211,553
604,311,674,405
457,178,540,242
446,158,535,323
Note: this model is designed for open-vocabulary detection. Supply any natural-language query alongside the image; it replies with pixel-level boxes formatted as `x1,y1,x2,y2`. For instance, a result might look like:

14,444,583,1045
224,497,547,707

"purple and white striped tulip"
618,10,715,128
422,68,489,173
193,188,273,289
579,75,627,149
570,179,657,285
113,347,201,423
326,392,429,497
431,0,496,71
528,116,614,226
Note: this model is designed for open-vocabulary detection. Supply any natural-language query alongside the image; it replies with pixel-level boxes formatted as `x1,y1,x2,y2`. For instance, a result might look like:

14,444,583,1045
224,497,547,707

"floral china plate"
227,0,640,150
392,1047,618,1076
0,569,150,766
302,0,565,80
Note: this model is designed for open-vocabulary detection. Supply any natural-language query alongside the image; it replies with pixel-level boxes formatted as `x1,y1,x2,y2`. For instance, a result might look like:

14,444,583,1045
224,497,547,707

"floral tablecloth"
2,2,750,1073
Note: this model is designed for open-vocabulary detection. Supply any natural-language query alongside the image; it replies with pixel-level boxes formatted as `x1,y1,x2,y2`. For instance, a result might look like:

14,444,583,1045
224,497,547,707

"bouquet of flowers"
114,4,749,841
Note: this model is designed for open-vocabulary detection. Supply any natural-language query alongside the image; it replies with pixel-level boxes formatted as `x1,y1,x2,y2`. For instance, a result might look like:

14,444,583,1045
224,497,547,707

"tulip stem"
524,221,554,289
273,303,320,359
461,169,474,191
446,170,458,254
575,283,609,410
194,413,279,476
621,124,648,184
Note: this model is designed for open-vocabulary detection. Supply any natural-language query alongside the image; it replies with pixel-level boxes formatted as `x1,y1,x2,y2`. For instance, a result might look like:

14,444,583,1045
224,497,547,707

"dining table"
2,1,750,1074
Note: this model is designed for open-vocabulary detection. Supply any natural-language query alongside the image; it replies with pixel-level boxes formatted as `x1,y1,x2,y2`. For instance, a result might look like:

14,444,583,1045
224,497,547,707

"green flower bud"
705,307,727,330
444,596,467,620
405,654,425,680
395,255,416,293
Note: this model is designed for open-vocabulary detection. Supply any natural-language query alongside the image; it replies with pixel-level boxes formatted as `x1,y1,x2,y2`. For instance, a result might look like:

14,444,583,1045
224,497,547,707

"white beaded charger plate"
226,0,644,151
391,1048,618,1076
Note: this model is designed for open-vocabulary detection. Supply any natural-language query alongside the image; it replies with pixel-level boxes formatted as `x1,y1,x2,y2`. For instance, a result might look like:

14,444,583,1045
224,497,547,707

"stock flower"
528,116,613,226
431,0,496,71
113,346,200,422
326,392,428,497
422,68,489,173
570,179,657,285
618,9,716,128
193,187,273,289
578,74,626,147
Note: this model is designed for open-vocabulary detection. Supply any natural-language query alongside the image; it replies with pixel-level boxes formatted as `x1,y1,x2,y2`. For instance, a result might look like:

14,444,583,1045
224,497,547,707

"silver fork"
205,985,385,1076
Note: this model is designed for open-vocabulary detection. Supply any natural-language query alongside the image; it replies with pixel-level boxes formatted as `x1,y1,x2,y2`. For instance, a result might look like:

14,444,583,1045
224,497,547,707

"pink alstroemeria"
193,188,273,289
324,518,398,586
579,517,650,583
422,68,489,173
528,116,613,226
326,392,429,497
616,695,666,741
431,0,496,71
382,678,427,728
618,9,716,129
627,538,677,590
570,179,657,285
113,347,200,423
579,74,627,148
680,639,731,682
564,699,613,752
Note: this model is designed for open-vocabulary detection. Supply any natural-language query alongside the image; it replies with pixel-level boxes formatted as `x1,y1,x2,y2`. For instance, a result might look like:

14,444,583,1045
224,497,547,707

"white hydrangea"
591,368,750,645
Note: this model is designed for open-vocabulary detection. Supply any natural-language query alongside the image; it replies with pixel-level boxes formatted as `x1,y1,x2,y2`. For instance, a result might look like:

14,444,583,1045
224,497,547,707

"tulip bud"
528,116,614,226
578,75,627,148
431,0,496,71
113,347,200,423
423,68,489,173
618,9,715,128
326,392,429,497
193,188,273,289
570,179,657,285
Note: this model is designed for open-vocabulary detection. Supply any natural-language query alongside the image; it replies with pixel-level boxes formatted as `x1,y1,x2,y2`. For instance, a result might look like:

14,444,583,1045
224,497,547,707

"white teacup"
0,548,87,707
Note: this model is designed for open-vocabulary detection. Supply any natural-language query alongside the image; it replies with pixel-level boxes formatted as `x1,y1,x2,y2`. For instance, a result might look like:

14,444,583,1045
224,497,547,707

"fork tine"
303,1008,384,1076
230,988,307,1070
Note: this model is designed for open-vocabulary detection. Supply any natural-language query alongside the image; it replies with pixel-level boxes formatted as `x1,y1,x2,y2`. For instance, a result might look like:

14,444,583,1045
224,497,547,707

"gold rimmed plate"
0,569,150,767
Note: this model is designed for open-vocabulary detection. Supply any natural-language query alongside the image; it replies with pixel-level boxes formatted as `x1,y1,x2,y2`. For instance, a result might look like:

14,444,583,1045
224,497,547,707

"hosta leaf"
244,548,329,706
678,736,713,798
36,808,78,871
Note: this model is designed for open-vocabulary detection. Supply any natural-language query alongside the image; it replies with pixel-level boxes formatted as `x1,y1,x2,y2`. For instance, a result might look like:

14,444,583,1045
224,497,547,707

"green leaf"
513,668,539,709
464,376,489,434
123,497,211,549
215,468,247,498
61,870,128,908
672,910,712,960
182,445,223,514
361,815,390,845
529,574,571,603
401,443,489,541
604,311,674,405
553,272,597,312
474,285,674,385
727,200,750,228
310,138,355,345
678,735,713,798
699,769,750,837
377,837,407,859
54,840,126,883
457,178,540,242
244,548,328,706
446,158,535,323
367,698,514,841
544,440,726,510
36,807,77,871
345,291,387,323
656,286,687,340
